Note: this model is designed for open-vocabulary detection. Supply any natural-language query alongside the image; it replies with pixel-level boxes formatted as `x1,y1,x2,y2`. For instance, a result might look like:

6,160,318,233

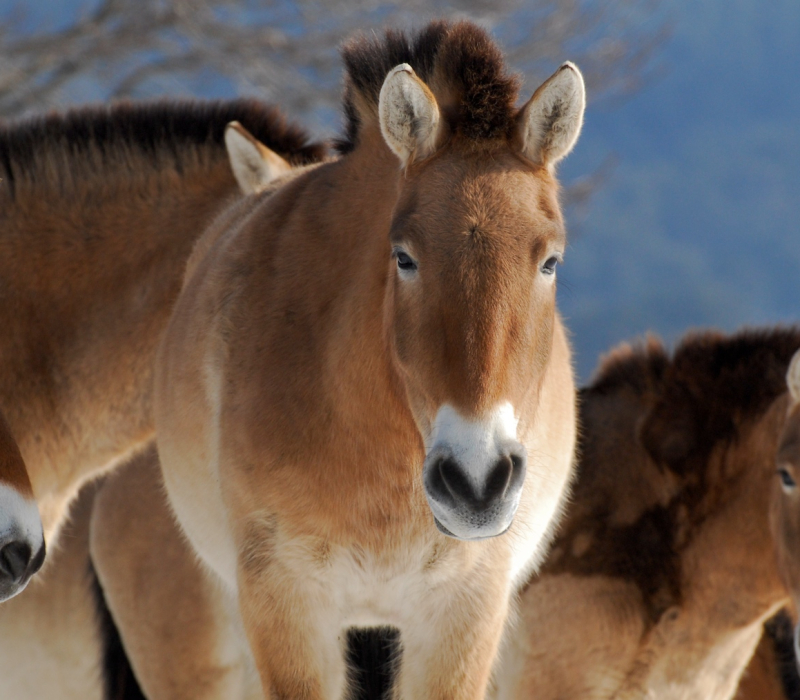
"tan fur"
1,146,236,540
225,121,293,194
83,123,316,700
0,102,324,552
0,409,33,497
0,482,103,699
494,332,797,699
91,445,263,700
155,25,580,699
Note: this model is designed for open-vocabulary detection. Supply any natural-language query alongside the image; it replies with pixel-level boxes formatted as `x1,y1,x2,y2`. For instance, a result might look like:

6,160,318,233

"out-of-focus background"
1,0,797,380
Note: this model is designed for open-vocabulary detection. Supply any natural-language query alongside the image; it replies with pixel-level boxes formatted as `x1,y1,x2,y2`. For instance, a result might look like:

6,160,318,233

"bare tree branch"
0,0,668,133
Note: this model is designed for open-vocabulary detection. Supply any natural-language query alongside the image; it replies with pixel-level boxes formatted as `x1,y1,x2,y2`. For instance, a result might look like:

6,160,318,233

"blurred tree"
0,0,666,131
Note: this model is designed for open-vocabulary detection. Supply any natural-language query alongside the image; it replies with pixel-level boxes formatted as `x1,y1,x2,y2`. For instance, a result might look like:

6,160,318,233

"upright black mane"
337,20,520,153
0,98,326,198
590,327,800,435
587,334,669,398
552,328,800,626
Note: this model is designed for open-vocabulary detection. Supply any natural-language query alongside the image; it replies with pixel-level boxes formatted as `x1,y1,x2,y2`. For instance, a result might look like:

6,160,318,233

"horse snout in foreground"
424,404,527,540
0,413,44,602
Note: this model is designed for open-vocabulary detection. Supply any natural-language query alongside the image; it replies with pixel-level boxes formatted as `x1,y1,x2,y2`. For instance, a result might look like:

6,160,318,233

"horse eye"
396,251,417,272
779,466,797,490
542,256,559,275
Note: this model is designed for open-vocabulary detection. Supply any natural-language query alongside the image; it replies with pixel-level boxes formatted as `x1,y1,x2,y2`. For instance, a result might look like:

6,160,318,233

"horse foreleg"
397,570,511,700
90,446,263,700
238,562,350,700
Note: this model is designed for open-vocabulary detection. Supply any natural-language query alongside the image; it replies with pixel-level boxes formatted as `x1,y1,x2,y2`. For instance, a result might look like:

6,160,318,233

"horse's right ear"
379,64,441,167
224,121,292,195
787,349,800,405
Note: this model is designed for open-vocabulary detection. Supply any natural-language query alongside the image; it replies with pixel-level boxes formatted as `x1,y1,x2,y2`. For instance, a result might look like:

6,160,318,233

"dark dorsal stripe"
337,20,520,153
89,563,147,700
345,626,401,700
0,98,327,198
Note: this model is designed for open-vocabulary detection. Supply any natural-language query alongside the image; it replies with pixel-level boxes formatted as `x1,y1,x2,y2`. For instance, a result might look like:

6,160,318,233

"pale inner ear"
378,64,441,167
224,121,292,195
787,349,800,404
518,62,586,168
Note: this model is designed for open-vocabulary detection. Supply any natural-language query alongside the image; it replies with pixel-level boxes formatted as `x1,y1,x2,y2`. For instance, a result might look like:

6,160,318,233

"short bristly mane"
0,99,327,200
591,327,800,436
587,334,669,398
645,327,800,469
337,20,520,153
545,327,800,624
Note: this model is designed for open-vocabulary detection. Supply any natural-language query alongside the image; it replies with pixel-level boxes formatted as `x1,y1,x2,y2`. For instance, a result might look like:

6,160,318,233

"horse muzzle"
423,441,527,541
0,486,46,602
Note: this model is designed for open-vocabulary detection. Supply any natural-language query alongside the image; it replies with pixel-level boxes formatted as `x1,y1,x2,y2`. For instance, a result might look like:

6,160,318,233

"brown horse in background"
772,349,800,673
156,20,584,699
493,329,800,700
0,100,325,600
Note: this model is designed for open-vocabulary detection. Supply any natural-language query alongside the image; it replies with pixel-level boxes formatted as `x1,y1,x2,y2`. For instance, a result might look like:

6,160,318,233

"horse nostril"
484,455,514,502
437,457,474,504
0,541,33,583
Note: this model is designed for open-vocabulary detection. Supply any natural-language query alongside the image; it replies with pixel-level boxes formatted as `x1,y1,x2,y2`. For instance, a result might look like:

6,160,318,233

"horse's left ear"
379,64,441,167
224,121,293,194
517,62,585,168
787,349,800,405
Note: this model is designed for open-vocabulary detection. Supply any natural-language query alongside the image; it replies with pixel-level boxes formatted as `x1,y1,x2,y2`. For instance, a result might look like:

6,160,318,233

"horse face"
772,397,800,670
386,153,564,540
377,60,582,541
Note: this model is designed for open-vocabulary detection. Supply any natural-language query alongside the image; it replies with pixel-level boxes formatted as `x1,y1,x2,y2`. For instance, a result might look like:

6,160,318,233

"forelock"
336,20,520,154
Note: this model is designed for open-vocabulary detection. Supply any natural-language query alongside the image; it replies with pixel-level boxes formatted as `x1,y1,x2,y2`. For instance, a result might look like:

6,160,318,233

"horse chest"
286,536,475,631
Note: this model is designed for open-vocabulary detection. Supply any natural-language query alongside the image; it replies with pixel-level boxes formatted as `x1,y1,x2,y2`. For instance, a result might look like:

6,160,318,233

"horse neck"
263,137,423,528
328,143,418,442
0,154,238,524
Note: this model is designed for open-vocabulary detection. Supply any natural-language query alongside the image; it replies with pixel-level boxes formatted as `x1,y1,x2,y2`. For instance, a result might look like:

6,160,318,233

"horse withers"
156,20,584,699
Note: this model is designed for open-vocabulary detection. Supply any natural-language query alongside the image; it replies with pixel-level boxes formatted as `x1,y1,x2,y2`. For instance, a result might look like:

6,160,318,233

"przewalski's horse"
493,329,800,700
155,20,584,699
91,445,264,700
0,101,325,600
0,410,43,600
772,349,800,671
0,478,145,700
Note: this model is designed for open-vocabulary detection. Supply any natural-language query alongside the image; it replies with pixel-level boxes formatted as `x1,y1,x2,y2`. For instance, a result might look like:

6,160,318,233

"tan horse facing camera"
155,20,583,699
93,334,800,700
0,99,325,601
